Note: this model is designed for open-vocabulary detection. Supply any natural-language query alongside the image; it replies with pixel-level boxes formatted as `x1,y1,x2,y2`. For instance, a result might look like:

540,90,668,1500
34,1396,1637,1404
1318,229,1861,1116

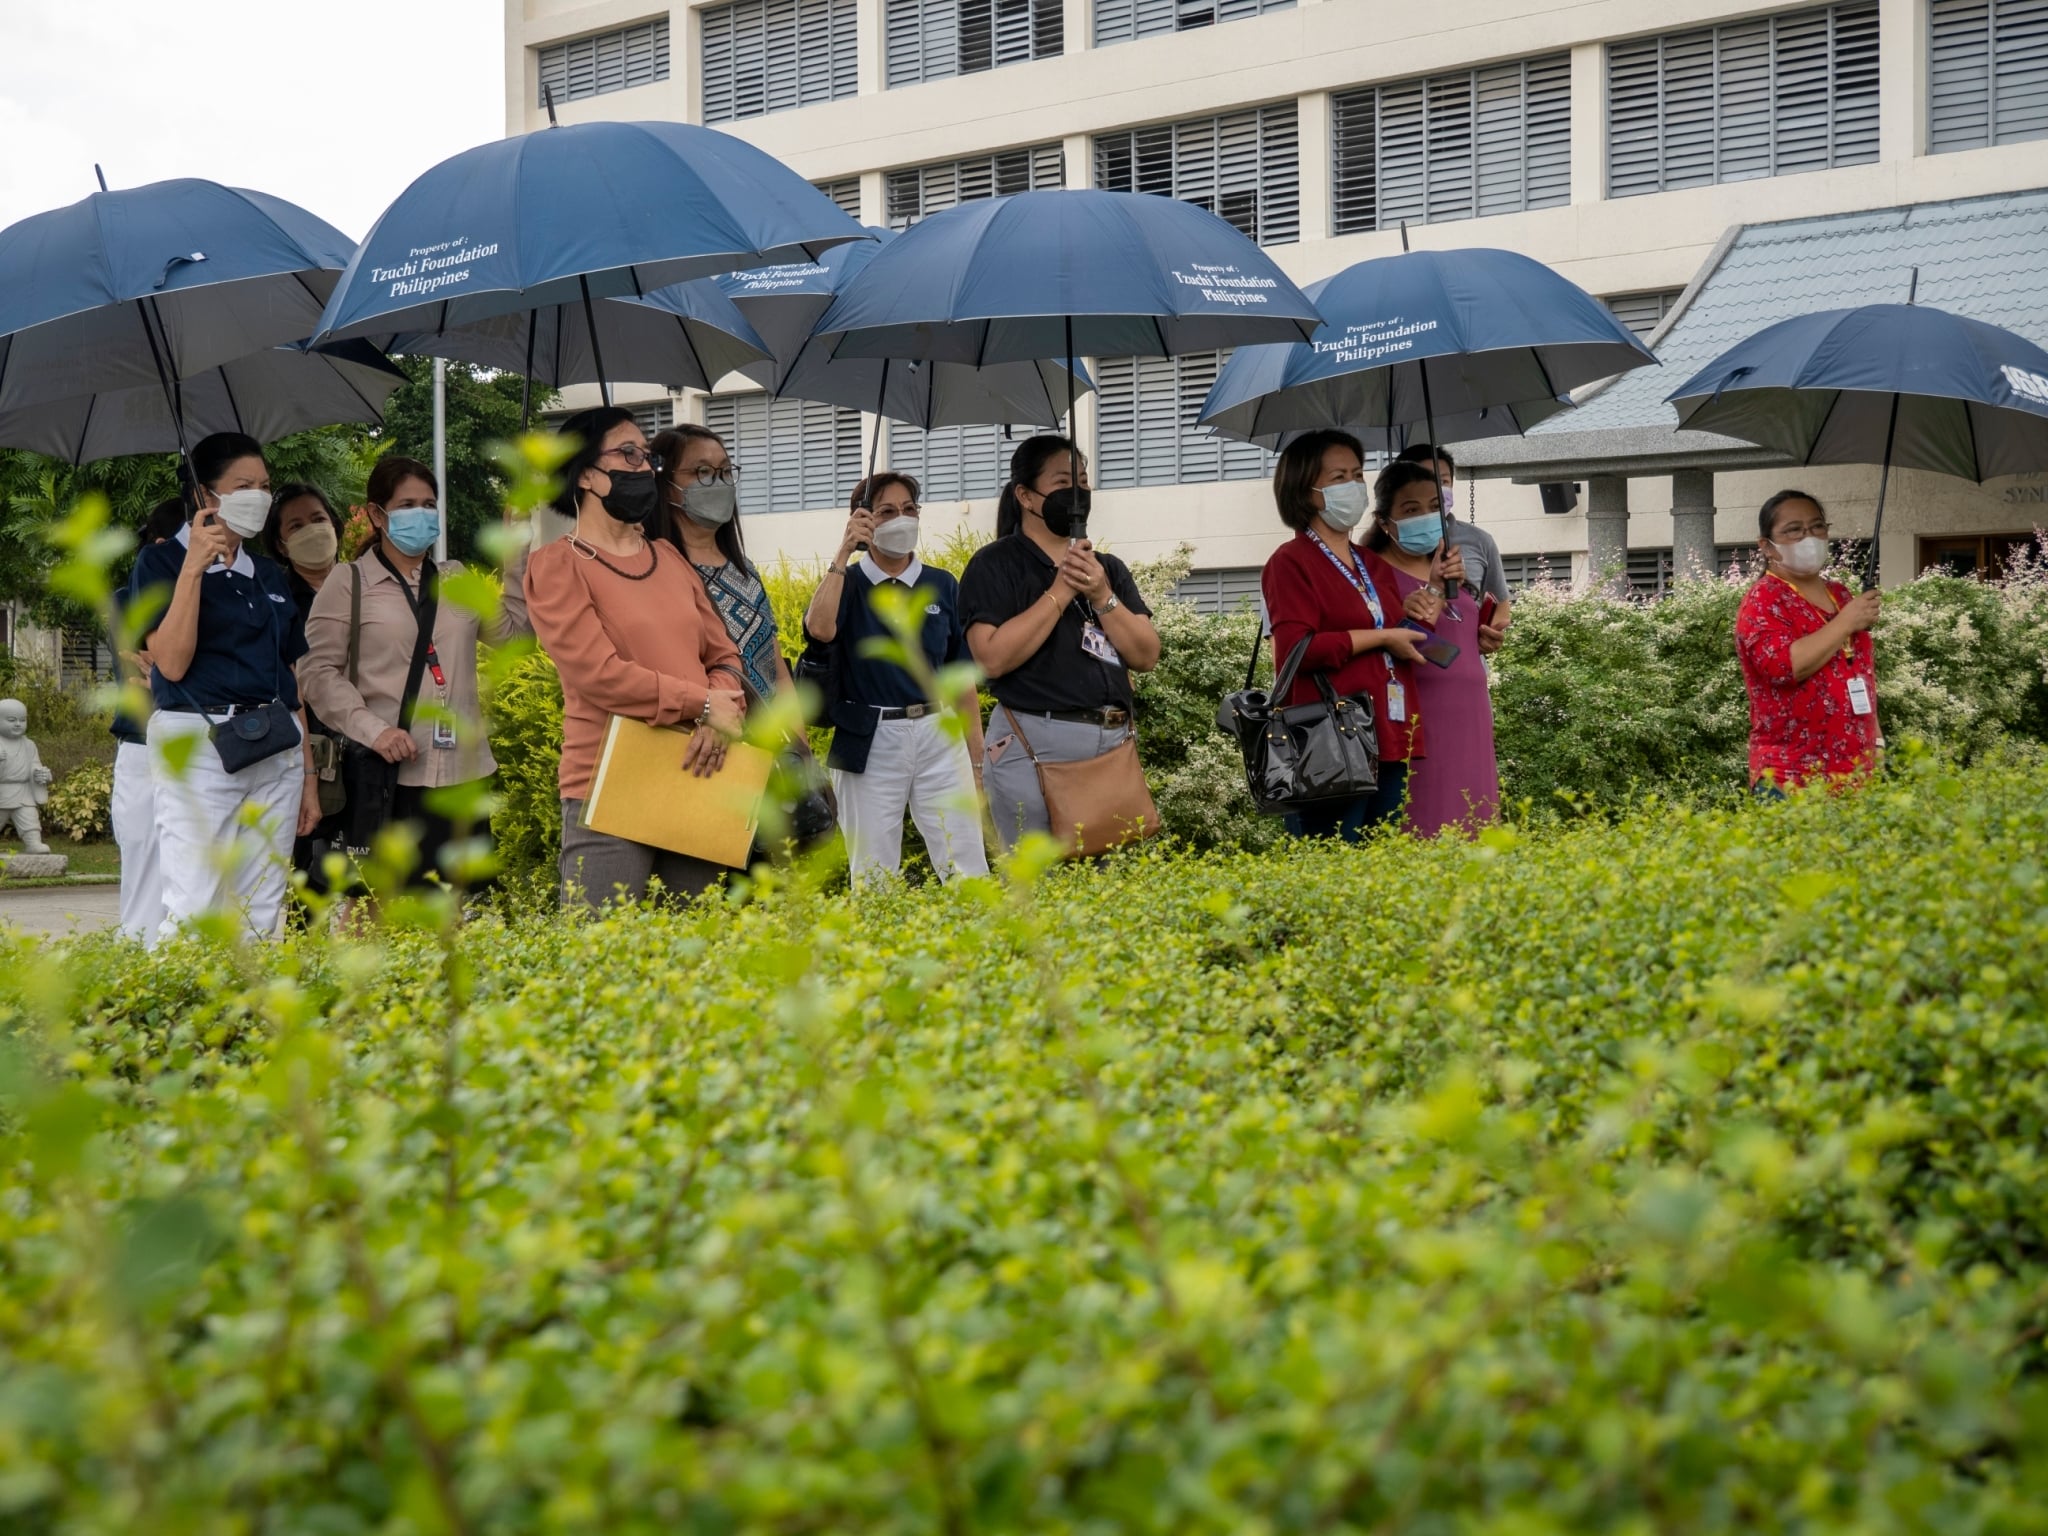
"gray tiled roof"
1464,186,2048,473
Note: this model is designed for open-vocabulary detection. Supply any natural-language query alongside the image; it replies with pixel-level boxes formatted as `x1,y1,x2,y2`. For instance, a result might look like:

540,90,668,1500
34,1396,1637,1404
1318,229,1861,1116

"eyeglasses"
690,464,741,486
601,444,663,471
1776,521,1831,540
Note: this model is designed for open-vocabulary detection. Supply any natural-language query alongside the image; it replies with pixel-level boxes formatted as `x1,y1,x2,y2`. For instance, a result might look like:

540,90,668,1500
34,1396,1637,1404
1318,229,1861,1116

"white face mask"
213,487,272,539
1773,536,1829,576
871,514,921,557
1316,480,1369,532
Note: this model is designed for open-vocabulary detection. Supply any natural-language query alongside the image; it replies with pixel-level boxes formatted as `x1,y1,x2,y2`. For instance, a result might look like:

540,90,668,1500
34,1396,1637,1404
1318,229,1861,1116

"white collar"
175,520,256,578
861,554,923,588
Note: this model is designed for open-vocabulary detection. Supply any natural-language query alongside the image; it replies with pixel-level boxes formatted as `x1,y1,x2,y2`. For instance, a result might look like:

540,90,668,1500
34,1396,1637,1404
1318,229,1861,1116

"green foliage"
5,754,2048,1530
43,760,113,842
0,450,177,618
483,647,566,885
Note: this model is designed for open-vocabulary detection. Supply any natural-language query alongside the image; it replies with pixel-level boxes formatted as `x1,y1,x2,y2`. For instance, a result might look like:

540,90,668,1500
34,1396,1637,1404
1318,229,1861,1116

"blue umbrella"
312,115,867,407
0,340,405,464
1669,280,2048,587
715,227,1086,429
0,172,356,445
381,279,770,402
1198,246,1653,447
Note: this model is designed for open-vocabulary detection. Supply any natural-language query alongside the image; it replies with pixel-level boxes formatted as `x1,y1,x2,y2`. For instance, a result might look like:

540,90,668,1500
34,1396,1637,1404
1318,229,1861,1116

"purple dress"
1388,568,1500,835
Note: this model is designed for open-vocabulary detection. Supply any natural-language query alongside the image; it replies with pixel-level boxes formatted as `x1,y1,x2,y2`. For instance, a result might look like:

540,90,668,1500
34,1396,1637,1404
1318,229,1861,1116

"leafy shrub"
5,752,2048,1530
483,646,565,884
43,760,112,842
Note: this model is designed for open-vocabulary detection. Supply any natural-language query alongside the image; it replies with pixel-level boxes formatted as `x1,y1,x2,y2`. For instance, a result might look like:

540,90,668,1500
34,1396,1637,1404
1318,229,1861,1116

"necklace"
569,533,657,581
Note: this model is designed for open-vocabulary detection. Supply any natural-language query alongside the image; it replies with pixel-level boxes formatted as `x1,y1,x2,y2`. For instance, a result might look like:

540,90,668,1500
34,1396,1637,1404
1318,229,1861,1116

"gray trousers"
559,799,726,912
981,705,1135,852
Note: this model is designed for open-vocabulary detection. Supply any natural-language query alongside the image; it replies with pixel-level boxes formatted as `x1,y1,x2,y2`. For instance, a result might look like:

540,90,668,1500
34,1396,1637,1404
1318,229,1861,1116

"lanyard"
1308,532,1397,676
375,547,445,688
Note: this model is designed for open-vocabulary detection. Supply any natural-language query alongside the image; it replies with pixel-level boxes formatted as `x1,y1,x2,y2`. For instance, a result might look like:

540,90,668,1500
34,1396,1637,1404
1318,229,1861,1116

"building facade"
504,0,2048,593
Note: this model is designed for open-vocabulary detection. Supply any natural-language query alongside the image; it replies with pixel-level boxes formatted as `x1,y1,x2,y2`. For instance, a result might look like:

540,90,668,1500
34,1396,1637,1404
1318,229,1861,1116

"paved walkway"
0,885,122,938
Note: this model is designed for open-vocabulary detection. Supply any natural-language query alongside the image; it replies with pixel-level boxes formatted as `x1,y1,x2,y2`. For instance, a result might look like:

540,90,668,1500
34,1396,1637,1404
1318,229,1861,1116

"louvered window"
886,423,1031,502
1095,352,1274,488
701,0,859,124
1169,567,1265,614
1931,0,2048,151
886,0,1062,86
1331,55,1570,234
537,18,670,105
1603,288,1683,339
815,178,863,217
1605,3,1879,198
1094,104,1299,246
627,402,672,439
702,393,864,514
1094,0,1292,46
1497,552,1572,589
885,144,1065,229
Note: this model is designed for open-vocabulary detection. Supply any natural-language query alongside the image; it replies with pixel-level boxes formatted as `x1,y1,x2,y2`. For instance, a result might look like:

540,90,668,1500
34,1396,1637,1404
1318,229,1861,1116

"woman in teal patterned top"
653,426,793,709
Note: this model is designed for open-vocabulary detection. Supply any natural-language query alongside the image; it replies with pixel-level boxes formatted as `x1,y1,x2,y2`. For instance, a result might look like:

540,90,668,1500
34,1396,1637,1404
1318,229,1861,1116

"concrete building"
502,0,2048,594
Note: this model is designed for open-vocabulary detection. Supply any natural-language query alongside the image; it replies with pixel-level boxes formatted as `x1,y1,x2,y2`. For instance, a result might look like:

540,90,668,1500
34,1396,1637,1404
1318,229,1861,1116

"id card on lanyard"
1308,534,1405,720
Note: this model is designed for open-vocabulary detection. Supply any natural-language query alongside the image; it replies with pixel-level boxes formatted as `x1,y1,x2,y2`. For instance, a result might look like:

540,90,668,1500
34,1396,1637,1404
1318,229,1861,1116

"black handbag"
211,700,301,773
1216,630,1379,816
338,557,439,852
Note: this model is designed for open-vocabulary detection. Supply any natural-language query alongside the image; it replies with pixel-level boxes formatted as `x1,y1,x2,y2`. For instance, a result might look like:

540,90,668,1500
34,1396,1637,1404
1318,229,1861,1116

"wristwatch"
1098,594,1122,614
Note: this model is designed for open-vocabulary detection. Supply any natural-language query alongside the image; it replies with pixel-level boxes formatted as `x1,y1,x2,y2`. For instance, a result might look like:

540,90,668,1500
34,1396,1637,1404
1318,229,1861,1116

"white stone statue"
0,698,55,855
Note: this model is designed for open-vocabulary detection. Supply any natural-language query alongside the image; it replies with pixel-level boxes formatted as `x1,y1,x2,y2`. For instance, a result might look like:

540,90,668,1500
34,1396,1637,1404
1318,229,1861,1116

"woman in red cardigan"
1259,430,1451,840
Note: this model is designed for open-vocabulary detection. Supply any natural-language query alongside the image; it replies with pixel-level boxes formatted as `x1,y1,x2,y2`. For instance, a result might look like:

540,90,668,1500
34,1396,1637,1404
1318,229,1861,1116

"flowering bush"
42,760,112,842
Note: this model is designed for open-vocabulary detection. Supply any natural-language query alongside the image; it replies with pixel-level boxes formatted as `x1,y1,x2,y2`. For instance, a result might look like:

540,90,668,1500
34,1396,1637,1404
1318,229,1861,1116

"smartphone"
1403,620,1461,669
1477,595,1498,630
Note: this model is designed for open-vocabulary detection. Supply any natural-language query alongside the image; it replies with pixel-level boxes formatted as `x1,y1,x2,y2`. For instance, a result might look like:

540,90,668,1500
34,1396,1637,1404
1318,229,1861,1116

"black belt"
163,701,273,717
1015,706,1131,729
875,702,941,721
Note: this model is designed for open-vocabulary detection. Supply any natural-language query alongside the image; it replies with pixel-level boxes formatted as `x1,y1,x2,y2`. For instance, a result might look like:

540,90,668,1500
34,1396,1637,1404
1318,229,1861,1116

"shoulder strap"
1242,625,1263,691
371,549,441,733
347,563,363,688
1003,707,1042,764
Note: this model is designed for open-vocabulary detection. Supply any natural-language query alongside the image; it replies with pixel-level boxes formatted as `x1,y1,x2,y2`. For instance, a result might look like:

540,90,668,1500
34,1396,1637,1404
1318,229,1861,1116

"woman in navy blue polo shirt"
803,472,988,883
129,432,321,943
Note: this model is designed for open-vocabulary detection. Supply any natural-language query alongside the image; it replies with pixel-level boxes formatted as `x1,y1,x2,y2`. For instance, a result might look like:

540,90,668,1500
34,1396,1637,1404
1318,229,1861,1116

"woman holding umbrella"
524,407,747,908
1735,490,1882,796
963,435,1161,852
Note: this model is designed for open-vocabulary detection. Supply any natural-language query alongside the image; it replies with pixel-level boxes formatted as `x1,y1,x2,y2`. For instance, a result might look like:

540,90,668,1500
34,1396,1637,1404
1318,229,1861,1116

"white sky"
0,0,504,240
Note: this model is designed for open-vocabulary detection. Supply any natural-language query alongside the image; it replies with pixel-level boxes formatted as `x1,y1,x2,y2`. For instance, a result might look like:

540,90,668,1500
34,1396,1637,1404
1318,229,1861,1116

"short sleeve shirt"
958,534,1152,714
1735,574,1879,788
132,528,307,712
1447,520,1511,606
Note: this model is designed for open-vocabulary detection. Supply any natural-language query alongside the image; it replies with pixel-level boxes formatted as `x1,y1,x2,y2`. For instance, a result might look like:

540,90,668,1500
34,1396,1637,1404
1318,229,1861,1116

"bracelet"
828,564,848,575
698,695,714,727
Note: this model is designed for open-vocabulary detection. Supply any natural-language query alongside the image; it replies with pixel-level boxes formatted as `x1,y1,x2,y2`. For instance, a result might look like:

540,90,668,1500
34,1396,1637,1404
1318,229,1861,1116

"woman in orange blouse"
524,406,747,908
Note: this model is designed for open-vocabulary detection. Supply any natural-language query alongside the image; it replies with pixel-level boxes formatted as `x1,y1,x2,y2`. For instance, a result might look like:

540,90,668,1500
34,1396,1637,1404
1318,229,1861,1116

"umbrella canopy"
714,228,1086,428
1666,302,2048,481
381,279,769,394
0,340,406,464
313,120,868,346
0,177,356,413
1199,249,1653,445
816,189,1323,366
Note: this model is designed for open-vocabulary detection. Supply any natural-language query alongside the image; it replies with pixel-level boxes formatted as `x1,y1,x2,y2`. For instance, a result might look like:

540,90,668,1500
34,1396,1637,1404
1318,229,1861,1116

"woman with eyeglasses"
523,406,747,909
1736,489,1882,797
803,472,987,883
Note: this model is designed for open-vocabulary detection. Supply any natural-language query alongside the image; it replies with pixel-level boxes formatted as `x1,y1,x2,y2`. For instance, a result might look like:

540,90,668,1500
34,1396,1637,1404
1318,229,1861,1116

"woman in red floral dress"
1734,490,1883,795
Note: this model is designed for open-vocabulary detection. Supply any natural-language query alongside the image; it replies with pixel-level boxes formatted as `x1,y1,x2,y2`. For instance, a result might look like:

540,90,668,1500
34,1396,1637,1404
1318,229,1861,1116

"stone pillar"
1586,475,1630,590
1670,469,1717,580
1569,42,1607,205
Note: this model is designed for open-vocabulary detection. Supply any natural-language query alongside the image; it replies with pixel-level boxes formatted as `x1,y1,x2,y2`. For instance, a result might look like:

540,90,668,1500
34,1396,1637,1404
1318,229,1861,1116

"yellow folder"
581,715,773,869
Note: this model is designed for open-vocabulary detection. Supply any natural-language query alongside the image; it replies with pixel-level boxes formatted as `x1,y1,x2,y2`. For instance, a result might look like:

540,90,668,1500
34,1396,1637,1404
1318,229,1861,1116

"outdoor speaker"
1540,482,1581,516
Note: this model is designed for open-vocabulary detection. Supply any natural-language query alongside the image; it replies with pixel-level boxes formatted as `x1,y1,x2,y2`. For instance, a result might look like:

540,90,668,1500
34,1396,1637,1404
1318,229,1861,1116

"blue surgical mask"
1392,513,1444,555
1317,481,1370,531
385,507,441,557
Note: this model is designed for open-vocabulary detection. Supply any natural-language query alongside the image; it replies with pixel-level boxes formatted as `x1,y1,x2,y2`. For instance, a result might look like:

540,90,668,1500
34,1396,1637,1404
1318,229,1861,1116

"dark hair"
1758,488,1824,541
180,431,266,517
1394,442,1455,473
549,406,640,521
261,483,343,564
1272,429,1366,533
849,471,920,512
997,434,1084,538
366,455,438,511
1363,461,1443,552
141,497,187,545
652,425,751,571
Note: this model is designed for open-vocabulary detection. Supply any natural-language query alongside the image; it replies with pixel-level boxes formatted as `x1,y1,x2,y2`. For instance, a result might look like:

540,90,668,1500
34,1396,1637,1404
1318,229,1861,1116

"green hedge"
5,752,2048,1530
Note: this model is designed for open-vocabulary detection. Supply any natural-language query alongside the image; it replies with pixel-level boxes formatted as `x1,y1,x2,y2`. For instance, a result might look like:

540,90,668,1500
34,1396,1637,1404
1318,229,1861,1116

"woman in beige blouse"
297,455,501,882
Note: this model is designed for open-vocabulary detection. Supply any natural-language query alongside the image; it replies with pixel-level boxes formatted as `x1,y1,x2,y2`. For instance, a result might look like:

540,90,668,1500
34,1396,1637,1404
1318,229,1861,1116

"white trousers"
831,715,989,885
146,711,302,946
111,741,165,941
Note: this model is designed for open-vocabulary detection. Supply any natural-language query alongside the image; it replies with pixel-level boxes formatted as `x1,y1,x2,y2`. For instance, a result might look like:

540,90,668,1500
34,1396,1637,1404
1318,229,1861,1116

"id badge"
1846,676,1872,716
1080,621,1125,668
432,720,458,750
1386,680,1408,723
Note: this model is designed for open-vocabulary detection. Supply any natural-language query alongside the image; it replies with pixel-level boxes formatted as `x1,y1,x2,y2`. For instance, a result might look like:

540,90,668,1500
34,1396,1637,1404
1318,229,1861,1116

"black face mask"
1037,485,1091,540
599,469,660,526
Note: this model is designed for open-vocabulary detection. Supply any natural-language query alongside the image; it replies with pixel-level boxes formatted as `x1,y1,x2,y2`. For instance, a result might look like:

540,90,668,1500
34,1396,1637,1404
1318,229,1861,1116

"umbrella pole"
135,299,192,469
579,276,612,408
1416,358,1458,609
1066,315,1082,549
520,310,537,432
1863,391,1902,592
